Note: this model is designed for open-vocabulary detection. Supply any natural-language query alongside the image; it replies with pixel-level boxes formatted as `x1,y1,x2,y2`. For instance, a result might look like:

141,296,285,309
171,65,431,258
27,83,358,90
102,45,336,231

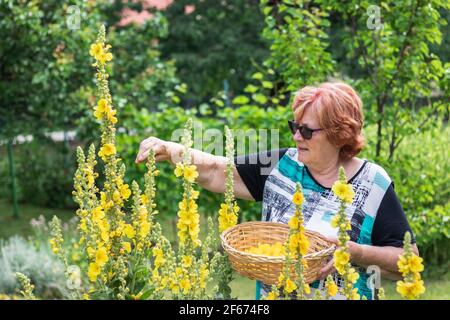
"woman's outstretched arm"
135,136,254,200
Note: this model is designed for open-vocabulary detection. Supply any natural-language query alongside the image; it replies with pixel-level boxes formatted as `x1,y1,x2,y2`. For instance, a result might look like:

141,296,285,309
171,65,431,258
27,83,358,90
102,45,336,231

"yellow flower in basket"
246,242,285,257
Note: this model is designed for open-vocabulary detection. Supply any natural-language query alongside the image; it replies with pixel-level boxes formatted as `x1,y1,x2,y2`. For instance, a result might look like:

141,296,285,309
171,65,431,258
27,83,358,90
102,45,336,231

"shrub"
0,235,67,299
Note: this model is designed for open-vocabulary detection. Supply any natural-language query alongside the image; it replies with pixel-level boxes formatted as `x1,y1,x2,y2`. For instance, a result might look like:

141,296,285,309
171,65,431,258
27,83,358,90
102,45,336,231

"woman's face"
293,106,340,166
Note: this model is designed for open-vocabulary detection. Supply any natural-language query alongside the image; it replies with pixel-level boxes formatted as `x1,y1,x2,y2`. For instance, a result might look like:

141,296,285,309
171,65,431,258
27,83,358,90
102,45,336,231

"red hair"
292,82,365,160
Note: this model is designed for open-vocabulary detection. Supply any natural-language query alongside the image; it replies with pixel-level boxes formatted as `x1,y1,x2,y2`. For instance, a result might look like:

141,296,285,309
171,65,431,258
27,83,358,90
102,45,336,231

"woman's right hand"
135,137,183,164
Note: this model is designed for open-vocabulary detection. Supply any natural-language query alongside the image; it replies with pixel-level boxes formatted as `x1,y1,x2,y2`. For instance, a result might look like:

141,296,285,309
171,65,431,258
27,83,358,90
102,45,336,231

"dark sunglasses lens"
288,121,296,135
300,126,313,139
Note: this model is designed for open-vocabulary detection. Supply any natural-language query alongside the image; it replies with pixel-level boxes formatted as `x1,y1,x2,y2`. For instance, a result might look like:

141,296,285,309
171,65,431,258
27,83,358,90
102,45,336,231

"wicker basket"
220,221,335,286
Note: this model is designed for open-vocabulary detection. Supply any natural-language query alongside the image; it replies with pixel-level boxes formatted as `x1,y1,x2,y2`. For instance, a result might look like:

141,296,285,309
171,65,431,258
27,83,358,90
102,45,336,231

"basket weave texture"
221,221,336,285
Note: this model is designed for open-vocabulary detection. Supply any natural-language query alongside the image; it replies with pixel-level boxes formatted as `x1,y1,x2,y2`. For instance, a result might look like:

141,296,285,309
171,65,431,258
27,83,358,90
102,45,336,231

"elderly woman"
135,82,418,300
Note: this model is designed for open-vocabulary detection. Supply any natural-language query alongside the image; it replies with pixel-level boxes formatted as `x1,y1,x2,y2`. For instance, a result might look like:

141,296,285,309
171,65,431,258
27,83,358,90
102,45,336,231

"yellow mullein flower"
89,43,103,59
330,215,339,228
304,283,311,295
86,172,95,186
94,98,111,120
153,248,165,268
331,180,355,203
49,238,59,254
175,267,183,278
123,242,131,254
98,143,116,159
113,190,121,204
277,273,285,287
288,233,299,252
396,232,426,300
119,184,131,200
161,276,169,288
169,280,179,294
101,229,110,243
298,235,309,256
347,268,360,284
199,265,209,289
351,288,360,300
398,254,424,275
218,203,238,232
87,246,95,258
88,262,101,282
92,206,104,222
79,209,88,218
292,191,304,205
333,249,350,274
288,216,299,229
179,278,191,294
95,247,109,266
182,255,193,268
97,52,113,65
325,276,338,297
79,218,87,231
106,109,118,124
396,280,425,300
174,163,184,177
183,165,199,182
140,194,148,205
267,291,278,300
139,221,150,238
191,190,199,199
123,224,136,239
284,279,297,293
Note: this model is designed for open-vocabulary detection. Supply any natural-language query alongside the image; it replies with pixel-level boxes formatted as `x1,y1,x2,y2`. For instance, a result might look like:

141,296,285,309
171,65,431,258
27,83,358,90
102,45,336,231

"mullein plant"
15,273,36,300
47,25,163,300
396,231,425,299
213,126,239,299
45,25,237,301
171,119,212,299
49,216,82,299
267,184,310,300
330,167,360,300
218,126,239,233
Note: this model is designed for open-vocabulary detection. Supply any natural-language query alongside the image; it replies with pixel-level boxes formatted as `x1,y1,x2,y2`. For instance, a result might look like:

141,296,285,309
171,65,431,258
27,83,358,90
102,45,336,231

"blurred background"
0,0,448,299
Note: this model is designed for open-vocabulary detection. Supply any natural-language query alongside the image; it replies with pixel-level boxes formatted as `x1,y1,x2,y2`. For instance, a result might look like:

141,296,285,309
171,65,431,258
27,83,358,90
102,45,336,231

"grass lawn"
0,198,74,240
1,198,448,300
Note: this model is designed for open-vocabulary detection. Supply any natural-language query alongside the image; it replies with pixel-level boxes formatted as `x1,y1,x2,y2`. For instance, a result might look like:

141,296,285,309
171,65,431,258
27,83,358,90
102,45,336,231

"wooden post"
7,138,19,218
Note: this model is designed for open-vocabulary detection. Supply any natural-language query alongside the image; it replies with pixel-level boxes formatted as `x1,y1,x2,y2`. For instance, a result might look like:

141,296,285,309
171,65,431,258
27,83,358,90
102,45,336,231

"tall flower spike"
15,273,36,300
173,118,202,298
218,126,239,233
271,183,309,300
331,167,360,300
214,127,238,299
396,231,425,300
49,216,68,268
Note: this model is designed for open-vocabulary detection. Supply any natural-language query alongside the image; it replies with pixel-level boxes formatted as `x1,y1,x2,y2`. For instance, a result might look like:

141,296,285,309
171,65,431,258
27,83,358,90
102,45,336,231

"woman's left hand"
317,236,363,279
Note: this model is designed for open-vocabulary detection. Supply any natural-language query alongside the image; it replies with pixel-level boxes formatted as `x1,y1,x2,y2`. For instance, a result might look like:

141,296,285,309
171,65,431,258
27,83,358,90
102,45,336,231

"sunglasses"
288,120,323,140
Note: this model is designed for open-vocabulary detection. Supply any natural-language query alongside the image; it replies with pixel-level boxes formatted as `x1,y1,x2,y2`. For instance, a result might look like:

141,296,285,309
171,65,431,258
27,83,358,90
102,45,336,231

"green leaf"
262,81,273,89
232,95,250,105
251,72,263,80
214,99,225,107
244,84,258,93
253,93,268,104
